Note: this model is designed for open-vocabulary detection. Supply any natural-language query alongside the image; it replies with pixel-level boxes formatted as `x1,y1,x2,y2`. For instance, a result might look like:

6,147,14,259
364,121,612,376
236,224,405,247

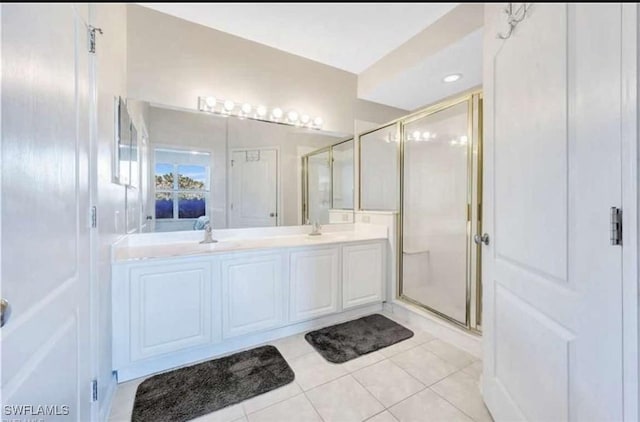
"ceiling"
137,3,458,74
361,28,483,110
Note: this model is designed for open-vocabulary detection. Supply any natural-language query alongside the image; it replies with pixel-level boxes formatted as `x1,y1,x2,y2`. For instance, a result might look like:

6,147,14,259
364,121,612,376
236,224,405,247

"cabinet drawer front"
290,247,340,322
130,262,212,361
221,252,286,338
343,243,384,309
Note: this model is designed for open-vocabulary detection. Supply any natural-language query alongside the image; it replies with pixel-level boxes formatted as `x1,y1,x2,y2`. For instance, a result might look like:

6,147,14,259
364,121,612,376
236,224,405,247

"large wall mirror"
128,100,353,232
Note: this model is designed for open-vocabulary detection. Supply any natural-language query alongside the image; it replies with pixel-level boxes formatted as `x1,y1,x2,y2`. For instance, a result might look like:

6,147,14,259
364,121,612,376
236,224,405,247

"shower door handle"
1,298,11,327
474,233,490,246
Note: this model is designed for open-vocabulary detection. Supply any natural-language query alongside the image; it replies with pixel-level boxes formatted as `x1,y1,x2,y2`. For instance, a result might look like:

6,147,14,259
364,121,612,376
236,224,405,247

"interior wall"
91,3,128,417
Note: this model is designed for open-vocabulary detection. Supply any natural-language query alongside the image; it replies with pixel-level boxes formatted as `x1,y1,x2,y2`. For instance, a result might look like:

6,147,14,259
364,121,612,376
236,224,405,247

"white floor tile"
389,388,473,422
247,394,321,422
353,360,425,408
288,351,349,391
431,371,493,422
378,338,420,358
366,411,399,422
306,375,384,422
270,334,315,361
410,330,436,345
391,347,458,386
342,351,386,372
232,418,248,422
108,378,146,421
461,361,483,383
242,381,302,415
190,404,245,422
422,340,476,368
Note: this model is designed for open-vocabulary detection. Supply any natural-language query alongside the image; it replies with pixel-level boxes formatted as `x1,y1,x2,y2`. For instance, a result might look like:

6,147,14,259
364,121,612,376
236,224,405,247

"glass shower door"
401,100,471,325
306,149,332,224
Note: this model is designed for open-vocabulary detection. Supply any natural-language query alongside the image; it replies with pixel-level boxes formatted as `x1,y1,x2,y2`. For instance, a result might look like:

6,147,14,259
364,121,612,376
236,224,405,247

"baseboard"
384,300,482,358
99,372,118,422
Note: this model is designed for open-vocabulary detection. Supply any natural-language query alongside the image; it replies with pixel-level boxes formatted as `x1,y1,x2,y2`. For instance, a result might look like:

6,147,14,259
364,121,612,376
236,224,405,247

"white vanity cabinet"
342,242,385,309
221,251,287,339
289,246,340,322
112,258,219,371
112,238,386,381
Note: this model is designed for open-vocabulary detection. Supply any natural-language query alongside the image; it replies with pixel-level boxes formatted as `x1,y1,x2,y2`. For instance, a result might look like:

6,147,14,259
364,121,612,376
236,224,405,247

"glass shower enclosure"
400,93,483,330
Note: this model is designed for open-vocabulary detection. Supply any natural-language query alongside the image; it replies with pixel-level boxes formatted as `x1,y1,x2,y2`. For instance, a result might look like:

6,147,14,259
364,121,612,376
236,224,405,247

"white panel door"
221,252,285,338
290,247,340,322
483,4,626,421
229,149,278,228
129,261,213,361
342,243,384,309
1,3,93,421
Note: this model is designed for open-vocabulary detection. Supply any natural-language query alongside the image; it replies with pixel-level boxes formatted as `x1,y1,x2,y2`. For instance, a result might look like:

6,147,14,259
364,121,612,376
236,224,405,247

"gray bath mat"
305,314,414,363
131,345,294,422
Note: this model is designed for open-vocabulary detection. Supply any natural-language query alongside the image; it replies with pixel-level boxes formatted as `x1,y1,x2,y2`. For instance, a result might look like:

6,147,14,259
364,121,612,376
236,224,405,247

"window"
154,149,210,220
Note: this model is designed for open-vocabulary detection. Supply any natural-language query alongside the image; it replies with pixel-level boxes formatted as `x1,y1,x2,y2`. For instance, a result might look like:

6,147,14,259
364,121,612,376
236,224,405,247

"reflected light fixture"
198,96,322,130
442,73,462,83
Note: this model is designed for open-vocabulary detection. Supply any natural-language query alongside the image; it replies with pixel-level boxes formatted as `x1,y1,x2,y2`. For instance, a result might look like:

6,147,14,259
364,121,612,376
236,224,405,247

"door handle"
1,298,11,327
474,233,490,245
270,212,277,217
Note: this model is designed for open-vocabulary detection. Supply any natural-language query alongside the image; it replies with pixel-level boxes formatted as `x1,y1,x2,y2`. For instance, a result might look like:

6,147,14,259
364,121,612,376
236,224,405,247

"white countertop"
113,224,388,262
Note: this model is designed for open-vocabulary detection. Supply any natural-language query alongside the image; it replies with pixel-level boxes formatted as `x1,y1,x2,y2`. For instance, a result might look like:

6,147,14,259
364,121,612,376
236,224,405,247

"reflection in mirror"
359,124,399,211
134,100,352,232
331,139,354,210
304,148,332,224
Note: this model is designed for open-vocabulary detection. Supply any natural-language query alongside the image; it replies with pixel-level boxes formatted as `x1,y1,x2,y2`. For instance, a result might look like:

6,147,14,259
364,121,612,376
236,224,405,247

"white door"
229,149,278,228
483,4,628,421
1,3,93,421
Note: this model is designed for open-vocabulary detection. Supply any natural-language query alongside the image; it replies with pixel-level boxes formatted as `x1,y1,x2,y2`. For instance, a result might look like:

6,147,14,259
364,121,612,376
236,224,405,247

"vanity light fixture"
287,110,299,123
271,107,283,120
197,97,322,129
223,100,235,113
443,73,462,83
256,105,267,118
422,131,431,140
204,96,217,109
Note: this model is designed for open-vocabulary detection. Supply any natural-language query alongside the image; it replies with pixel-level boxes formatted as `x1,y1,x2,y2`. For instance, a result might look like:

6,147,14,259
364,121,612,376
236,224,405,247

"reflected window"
154,149,210,220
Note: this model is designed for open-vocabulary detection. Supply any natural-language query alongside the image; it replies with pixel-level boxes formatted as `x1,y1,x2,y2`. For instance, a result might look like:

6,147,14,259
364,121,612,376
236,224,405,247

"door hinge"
610,207,622,246
90,206,97,228
88,26,103,54
91,379,98,402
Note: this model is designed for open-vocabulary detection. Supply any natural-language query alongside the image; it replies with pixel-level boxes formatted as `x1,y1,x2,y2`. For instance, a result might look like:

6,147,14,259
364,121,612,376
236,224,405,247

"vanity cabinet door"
342,242,385,309
129,260,214,362
221,252,286,339
289,246,340,322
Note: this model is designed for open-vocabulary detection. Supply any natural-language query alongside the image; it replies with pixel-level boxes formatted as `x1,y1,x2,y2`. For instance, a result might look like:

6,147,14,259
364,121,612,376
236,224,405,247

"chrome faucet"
200,223,217,244
309,220,322,236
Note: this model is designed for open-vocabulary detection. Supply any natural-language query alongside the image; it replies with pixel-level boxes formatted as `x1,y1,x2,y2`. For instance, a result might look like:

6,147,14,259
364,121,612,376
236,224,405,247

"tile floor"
108,314,492,422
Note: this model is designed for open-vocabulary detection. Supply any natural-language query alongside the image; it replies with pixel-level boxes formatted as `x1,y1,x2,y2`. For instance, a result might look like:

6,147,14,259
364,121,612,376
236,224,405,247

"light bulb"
241,103,252,114
300,114,310,125
422,131,431,140
223,100,235,112
256,105,267,117
272,107,283,119
412,131,421,141
313,117,323,127
450,139,458,146
443,73,462,83
459,135,468,145
287,110,299,122
205,96,216,108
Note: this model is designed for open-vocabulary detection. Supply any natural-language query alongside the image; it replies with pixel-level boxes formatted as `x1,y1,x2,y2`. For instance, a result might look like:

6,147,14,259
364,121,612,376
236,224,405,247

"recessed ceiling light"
443,73,462,83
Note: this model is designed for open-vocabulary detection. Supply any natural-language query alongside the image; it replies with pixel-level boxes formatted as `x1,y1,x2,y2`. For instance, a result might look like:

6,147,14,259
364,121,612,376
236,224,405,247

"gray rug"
305,314,414,363
131,345,294,422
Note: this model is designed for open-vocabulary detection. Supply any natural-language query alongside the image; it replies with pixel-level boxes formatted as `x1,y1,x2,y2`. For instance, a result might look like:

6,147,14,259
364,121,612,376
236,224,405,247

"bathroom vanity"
111,224,388,381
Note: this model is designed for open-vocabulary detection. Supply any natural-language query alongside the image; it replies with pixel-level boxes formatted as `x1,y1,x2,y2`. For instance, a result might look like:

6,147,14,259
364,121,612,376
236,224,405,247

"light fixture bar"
197,96,323,130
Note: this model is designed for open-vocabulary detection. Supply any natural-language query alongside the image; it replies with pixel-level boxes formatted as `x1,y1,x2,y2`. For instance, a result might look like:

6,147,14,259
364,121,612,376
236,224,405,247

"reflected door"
306,149,331,224
401,100,472,325
229,148,278,228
